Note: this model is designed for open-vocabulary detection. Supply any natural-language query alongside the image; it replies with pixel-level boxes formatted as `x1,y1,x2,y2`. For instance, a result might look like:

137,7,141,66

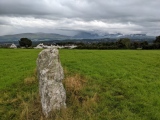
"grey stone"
37,48,66,117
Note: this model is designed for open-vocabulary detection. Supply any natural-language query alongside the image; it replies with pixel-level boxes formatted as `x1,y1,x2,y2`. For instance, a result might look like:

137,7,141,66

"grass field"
0,49,160,120
0,49,41,89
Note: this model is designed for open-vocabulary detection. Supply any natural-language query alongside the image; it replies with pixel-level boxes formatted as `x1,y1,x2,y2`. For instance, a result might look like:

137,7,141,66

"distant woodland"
57,36,160,49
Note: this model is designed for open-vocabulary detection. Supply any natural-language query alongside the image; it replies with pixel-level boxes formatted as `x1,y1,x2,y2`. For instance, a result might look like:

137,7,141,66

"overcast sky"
0,0,159,36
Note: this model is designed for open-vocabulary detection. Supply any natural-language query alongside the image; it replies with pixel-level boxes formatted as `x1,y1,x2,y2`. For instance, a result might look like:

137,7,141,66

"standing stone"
37,48,66,117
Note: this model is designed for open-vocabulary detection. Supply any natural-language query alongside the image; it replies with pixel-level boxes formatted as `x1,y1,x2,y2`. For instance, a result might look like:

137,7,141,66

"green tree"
154,36,160,43
19,38,32,48
117,38,131,49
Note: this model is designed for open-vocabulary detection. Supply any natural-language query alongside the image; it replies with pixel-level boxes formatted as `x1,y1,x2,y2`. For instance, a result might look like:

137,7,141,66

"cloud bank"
0,0,159,36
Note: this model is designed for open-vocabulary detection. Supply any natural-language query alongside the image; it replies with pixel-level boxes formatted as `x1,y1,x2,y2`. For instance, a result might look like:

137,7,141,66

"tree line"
76,36,160,49
18,36,160,49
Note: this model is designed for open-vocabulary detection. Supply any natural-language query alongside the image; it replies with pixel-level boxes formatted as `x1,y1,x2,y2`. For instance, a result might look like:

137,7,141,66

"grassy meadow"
0,49,160,120
0,49,41,89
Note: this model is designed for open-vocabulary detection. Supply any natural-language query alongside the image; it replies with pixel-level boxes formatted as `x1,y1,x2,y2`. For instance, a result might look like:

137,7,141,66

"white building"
34,43,57,49
34,43,77,49
10,43,17,48
34,43,44,49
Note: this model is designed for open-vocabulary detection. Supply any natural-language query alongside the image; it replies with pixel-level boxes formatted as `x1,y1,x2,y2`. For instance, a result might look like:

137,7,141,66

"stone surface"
37,48,66,117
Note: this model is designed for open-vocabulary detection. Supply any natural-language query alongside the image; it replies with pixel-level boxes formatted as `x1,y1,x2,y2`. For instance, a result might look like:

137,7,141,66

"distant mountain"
73,31,100,39
73,31,155,41
0,32,156,43
119,34,155,40
102,33,123,38
0,33,71,42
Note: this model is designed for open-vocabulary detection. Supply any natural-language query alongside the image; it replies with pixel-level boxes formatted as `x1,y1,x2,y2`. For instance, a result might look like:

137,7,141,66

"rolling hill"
0,33,71,42
0,32,155,43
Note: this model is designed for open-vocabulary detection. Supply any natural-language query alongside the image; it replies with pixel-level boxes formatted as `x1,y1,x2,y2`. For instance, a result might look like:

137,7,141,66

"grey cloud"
0,0,159,20
0,0,159,36
0,19,10,25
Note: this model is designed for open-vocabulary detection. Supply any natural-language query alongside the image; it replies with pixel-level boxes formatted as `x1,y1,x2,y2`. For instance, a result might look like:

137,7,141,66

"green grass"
0,49,41,89
0,49,160,120
0,49,42,120
60,50,160,120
